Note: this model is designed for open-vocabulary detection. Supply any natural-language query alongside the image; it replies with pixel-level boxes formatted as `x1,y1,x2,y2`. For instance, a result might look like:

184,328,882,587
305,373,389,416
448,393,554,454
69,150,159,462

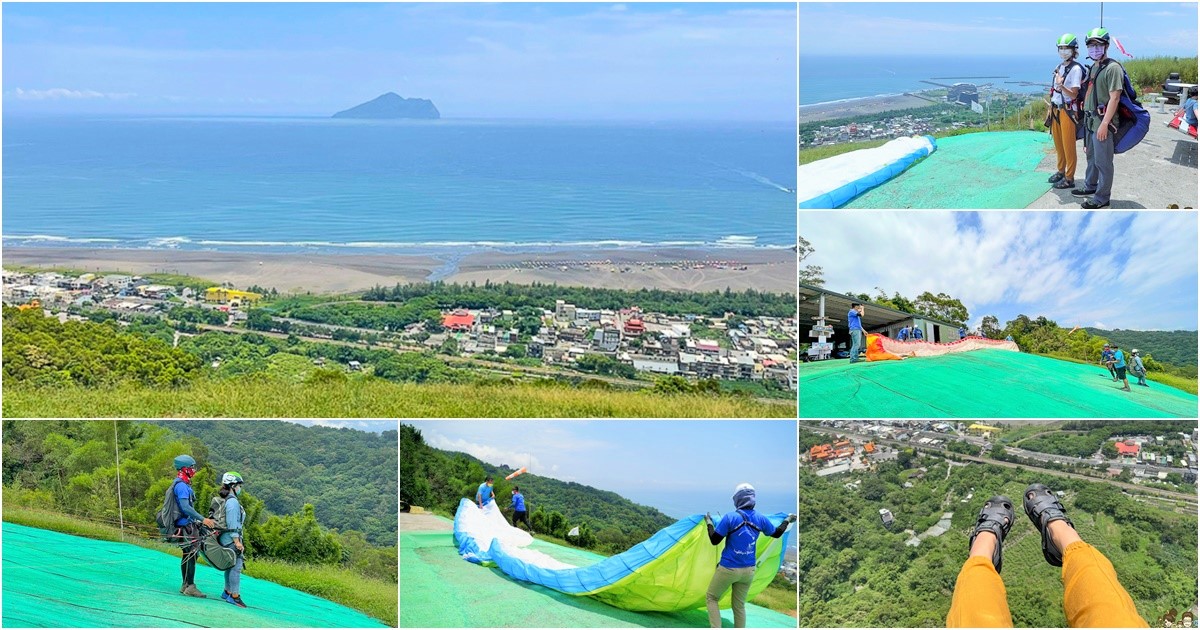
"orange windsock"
505,467,527,481
1067,326,1081,336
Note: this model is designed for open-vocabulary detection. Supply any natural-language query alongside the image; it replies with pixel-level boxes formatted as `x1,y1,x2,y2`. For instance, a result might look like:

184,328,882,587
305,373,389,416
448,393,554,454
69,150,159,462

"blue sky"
2,3,795,120
802,211,1199,331
404,420,798,519
801,2,1198,57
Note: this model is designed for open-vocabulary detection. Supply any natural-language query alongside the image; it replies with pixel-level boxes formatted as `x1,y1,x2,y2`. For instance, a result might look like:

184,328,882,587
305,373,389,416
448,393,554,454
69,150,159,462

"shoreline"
3,246,798,294
797,93,940,124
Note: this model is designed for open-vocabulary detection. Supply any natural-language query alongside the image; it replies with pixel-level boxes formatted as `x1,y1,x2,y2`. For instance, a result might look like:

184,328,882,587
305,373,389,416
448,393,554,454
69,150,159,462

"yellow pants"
1050,107,1078,181
946,542,1148,628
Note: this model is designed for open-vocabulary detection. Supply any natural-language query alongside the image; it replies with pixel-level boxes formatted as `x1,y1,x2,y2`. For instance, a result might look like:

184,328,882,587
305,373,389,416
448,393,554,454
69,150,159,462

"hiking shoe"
222,591,248,608
1048,172,1065,183
1023,483,1075,567
1053,180,1075,190
182,584,207,598
1071,187,1098,197
969,495,1014,573
1081,199,1110,209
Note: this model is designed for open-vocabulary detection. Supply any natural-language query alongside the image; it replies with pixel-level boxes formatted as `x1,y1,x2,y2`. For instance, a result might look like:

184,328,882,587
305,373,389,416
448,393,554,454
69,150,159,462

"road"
802,425,1198,506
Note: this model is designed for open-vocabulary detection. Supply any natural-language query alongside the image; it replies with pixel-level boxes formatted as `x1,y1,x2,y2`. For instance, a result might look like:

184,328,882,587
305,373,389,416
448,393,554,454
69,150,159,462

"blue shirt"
958,328,966,338
1185,98,1198,127
912,327,923,340
715,510,777,569
173,478,204,526
218,495,245,546
897,328,908,341
847,309,863,332
1102,349,1114,363
1113,350,1126,369
511,492,526,512
477,483,494,506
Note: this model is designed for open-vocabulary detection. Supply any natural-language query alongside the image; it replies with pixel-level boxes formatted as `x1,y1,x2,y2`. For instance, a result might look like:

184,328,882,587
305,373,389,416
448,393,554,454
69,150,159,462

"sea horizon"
3,117,796,255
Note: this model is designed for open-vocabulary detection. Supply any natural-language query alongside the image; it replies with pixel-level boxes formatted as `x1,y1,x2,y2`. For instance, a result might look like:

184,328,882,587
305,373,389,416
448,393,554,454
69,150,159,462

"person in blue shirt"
1108,344,1131,392
703,484,796,628
170,454,217,599
912,325,924,341
958,326,967,340
510,486,531,531
215,472,248,608
847,303,866,364
1005,335,1014,342
476,476,495,511
897,326,909,342
1180,87,1198,128
1100,344,1117,380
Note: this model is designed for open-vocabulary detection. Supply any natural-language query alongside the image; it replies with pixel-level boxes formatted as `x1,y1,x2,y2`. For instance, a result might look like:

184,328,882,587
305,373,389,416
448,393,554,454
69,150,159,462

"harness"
727,510,761,536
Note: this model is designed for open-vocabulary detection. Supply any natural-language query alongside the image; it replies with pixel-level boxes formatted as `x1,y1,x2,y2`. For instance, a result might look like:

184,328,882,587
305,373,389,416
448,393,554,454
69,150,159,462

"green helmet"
221,471,244,486
1085,27,1110,45
1056,33,1078,48
174,454,196,470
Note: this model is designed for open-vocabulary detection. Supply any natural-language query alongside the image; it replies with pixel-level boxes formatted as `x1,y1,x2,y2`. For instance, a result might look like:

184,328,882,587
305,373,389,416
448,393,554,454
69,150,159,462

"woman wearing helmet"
1048,34,1084,191
702,483,796,628
171,454,217,598
214,471,249,608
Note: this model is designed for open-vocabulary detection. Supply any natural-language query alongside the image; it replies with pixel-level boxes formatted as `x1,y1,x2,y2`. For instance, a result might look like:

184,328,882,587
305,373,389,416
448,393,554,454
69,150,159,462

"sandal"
969,495,1014,573
1023,483,1075,567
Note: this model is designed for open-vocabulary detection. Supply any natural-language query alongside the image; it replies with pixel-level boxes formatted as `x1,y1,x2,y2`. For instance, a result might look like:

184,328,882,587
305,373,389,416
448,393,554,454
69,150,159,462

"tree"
913,292,969,327
980,315,1001,339
1101,441,1118,459
798,235,825,286
246,309,274,332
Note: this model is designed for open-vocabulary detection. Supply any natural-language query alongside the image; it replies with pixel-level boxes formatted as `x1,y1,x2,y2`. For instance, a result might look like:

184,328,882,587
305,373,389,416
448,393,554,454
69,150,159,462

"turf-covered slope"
1,523,387,628
401,521,796,628
800,349,1197,418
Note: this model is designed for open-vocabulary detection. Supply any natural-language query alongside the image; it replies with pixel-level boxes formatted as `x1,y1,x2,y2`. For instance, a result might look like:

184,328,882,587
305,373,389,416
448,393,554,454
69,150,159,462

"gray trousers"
1083,125,1115,205
848,330,864,363
706,565,755,628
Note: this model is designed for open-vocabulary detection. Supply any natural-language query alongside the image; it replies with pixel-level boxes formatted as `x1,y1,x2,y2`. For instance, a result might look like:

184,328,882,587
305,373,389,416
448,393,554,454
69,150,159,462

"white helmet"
221,471,244,486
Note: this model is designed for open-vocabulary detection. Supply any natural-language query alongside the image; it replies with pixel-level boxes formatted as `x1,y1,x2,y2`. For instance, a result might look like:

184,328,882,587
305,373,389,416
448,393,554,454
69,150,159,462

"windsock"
1067,326,1081,336
505,467,527,481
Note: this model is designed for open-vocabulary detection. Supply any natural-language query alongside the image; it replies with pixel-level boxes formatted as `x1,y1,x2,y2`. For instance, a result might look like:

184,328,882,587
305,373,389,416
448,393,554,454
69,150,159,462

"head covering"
732,483,756,510
1131,349,1139,355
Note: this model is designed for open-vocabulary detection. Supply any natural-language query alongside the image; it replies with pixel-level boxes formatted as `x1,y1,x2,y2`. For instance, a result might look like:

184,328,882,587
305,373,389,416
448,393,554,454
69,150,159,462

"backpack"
154,478,184,541
208,494,245,533
1083,59,1151,153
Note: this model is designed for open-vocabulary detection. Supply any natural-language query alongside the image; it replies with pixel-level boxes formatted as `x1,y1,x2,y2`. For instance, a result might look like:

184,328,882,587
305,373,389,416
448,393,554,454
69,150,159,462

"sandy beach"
4,247,798,294
798,93,937,124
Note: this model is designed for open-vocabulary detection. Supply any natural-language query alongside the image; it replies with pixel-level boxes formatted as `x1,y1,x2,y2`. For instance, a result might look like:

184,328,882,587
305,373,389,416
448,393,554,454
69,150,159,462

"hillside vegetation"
401,424,674,553
1082,328,1197,367
3,306,794,417
797,430,1197,627
2,420,396,584
150,421,397,546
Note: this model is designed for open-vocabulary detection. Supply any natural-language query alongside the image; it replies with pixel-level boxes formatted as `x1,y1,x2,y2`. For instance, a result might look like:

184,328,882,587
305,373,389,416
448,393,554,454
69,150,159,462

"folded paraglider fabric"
874,334,1020,359
452,498,791,612
798,136,936,208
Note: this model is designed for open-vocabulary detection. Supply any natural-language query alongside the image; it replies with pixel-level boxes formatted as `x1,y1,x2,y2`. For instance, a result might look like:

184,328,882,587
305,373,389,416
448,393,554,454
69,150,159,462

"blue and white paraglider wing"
797,136,937,209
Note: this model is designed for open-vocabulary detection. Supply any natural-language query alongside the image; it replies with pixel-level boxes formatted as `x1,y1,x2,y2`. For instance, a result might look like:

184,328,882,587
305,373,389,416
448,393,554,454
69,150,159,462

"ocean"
2,117,796,253
800,55,1062,106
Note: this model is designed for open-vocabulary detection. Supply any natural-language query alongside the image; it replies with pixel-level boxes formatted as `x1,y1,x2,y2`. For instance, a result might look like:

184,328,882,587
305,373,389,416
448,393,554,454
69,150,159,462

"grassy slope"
3,379,796,418
1,507,396,626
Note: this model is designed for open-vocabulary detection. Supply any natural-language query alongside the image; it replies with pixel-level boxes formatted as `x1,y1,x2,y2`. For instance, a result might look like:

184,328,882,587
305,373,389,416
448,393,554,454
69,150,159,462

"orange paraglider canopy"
866,333,904,362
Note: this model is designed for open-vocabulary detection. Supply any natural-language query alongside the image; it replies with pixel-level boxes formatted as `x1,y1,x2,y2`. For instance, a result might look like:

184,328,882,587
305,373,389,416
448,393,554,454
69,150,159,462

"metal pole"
1100,3,1104,27
114,420,124,539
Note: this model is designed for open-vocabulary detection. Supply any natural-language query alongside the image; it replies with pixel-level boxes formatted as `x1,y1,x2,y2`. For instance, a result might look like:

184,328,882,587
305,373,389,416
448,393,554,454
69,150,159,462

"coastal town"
2,268,798,390
802,419,1199,486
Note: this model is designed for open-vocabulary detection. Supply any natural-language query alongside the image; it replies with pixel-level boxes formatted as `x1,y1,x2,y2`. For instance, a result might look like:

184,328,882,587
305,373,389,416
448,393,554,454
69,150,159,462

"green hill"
1082,328,1198,368
799,349,1198,418
151,421,397,546
798,436,1197,627
401,423,674,553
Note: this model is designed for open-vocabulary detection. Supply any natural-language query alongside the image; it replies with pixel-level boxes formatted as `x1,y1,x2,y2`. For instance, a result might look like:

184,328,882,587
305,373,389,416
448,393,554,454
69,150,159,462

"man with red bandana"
171,454,217,598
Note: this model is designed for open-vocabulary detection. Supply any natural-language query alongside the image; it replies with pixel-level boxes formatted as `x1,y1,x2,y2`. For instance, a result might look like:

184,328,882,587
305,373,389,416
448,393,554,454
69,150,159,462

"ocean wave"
4,234,789,251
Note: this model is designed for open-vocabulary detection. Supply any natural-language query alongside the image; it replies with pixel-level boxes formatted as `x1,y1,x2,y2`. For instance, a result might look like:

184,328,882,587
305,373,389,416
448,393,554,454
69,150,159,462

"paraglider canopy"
567,526,580,538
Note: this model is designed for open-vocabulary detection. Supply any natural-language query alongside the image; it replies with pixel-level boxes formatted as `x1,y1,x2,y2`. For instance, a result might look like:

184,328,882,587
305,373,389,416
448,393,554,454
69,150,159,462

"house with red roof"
442,310,475,332
1115,440,1140,458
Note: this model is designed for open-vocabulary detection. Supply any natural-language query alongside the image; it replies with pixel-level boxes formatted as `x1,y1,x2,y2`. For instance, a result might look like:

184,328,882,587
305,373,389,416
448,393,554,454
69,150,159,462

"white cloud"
424,431,543,472
10,87,135,100
803,211,1197,330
